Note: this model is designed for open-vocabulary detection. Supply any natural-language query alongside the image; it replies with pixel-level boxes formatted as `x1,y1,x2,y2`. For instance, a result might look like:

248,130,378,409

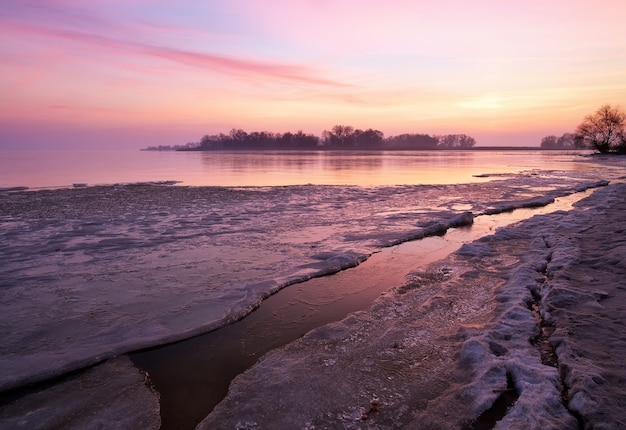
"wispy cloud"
48,104,118,113
1,20,350,88
141,45,349,87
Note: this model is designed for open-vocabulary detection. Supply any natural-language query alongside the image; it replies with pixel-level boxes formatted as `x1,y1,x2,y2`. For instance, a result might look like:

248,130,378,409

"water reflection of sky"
195,150,597,186
1,150,598,189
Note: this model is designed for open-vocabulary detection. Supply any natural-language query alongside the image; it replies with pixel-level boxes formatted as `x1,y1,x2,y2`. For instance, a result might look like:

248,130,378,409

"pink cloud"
141,46,349,87
48,104,118,113
0,20,349,88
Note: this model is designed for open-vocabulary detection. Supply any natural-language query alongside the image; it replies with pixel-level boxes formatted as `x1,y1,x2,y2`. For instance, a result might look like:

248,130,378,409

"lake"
0,149,594,189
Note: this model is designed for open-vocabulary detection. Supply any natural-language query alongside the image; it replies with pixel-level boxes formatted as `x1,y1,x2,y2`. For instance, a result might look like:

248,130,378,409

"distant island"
142,125,583,152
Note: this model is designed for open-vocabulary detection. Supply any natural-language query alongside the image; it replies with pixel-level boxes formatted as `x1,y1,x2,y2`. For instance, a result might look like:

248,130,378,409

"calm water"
0,150,593,189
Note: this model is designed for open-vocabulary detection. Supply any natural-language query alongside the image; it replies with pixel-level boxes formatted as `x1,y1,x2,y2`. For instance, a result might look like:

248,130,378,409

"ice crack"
463,373,520,430
529,241,585,430
528,250,558,368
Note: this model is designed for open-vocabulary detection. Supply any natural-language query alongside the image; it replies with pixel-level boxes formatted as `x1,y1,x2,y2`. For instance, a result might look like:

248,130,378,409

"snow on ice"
200,183,626,429
0,175,608,391
1,157,626,428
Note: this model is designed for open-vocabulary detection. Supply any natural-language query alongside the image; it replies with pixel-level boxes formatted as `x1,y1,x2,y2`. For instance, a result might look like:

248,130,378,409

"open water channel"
131,190,592,429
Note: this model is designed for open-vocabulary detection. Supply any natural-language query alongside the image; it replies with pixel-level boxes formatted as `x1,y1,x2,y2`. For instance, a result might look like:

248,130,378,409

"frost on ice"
200,183,626,429
0,165,621,418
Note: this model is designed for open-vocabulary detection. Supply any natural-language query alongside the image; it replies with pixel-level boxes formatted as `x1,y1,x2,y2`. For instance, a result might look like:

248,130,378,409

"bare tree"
576,104,626,153
322,125,355,147
540,135,558,148
557,133,576,148
353,128,384,148
457,134,476,148
385,133,439,149
438,134,457,148
437,134,476,149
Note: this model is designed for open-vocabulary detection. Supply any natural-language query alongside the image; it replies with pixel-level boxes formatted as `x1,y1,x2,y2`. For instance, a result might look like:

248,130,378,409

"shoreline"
172,146,587,152
2,170,620,428
0,178,610,393
130,188,599,429
200,182,626,429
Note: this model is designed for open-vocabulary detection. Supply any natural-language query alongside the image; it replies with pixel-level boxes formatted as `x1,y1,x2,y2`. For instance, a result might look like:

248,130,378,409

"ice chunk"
0,357,159,429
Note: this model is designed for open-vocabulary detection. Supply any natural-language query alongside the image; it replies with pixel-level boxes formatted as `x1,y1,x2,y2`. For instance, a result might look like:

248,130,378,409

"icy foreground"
0,356,160,429
0,170,613,392
0,156,625,427
201,182,626,430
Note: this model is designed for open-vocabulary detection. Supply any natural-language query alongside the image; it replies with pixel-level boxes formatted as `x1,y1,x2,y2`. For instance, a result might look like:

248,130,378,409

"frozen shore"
0,170,613,393
201,182,626,429
0,356,160,429
1,156,625,428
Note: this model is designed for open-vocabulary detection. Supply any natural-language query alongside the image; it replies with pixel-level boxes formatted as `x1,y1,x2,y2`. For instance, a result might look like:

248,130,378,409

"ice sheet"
200,182,626,429
0,168,618,392
0,356,160,429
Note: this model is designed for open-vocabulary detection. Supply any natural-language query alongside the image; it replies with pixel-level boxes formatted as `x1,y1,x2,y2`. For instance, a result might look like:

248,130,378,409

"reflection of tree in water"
200,151,320,173
322,152,385,171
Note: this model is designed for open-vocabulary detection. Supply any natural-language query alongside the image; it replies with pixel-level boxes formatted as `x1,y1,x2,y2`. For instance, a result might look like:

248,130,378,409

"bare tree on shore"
576,104,626,154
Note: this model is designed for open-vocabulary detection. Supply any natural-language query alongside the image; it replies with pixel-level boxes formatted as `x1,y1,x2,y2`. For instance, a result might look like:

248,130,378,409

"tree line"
541,104,626,154
539,133,584,149
144,105,626,154
152,126,477,151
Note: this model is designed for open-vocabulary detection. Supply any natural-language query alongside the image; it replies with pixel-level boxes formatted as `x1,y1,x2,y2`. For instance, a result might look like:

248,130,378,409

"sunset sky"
1,0,625,150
